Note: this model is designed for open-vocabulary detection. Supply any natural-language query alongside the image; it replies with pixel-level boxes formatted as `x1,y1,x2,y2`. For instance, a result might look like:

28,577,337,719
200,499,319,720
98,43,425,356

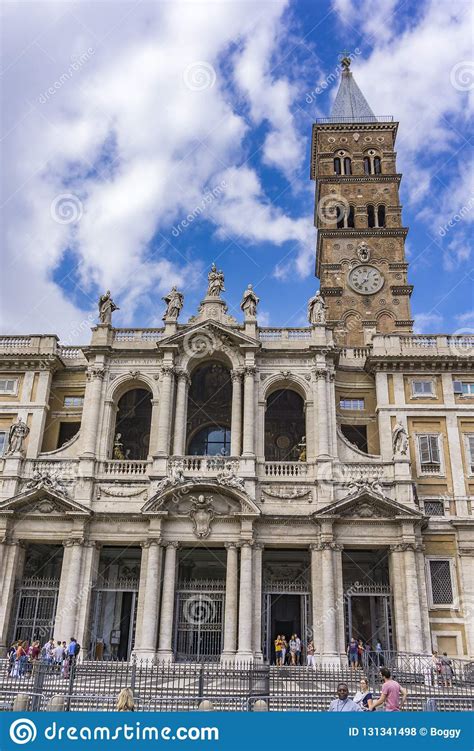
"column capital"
313,541,341,551
141,537,162,548
390,542,416,552
313,368,327,381
86,366,105,381
175,368,190,384
243,366,257,377
231,369,244,382
224,542,239,550
253,542,264,551
161,540,180,549
63,538,86,548
1,537,26,548
238,540,254,549
84,540,102,550
160,365,176,378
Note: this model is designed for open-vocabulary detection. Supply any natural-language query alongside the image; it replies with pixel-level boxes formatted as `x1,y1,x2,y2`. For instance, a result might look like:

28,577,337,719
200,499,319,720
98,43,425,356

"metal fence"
0,657,472,712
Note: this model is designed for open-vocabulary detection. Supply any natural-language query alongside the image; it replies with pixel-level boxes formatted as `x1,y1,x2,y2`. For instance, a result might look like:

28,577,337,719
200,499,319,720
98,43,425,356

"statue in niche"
392,421,409,456
240,284,259,318
6,417,30,456
98,290,119,324
162,286,184,320
307,290,327,324
207,263,225,297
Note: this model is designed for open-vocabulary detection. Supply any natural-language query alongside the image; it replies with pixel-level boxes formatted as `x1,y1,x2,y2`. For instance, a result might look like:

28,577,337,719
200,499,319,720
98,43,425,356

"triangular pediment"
142,481,260,517
158,320,259,352
314,486,422,521
0,487,91,517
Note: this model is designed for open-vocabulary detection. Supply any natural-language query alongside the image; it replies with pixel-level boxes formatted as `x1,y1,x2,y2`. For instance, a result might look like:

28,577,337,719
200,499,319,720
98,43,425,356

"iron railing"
0,657,472,712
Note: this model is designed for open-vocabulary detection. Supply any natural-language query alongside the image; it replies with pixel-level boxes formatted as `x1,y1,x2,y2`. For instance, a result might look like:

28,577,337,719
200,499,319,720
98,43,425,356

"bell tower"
311,56,413,345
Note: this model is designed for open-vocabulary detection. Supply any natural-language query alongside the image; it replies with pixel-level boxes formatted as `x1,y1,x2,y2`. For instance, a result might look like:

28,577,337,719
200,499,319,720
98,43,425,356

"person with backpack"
67,637,80,666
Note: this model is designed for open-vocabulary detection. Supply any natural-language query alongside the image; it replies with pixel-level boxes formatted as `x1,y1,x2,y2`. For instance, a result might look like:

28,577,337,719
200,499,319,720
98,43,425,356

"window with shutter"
417,434,441,473
0,431,6,456
429,435,440,464
429,560,454,605
467,434,474,473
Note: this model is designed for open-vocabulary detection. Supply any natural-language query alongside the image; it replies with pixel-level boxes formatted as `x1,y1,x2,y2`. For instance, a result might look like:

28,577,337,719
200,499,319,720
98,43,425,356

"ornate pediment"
314,486,422,521
142,482,260,521
158,320,259,356
0,487,91,517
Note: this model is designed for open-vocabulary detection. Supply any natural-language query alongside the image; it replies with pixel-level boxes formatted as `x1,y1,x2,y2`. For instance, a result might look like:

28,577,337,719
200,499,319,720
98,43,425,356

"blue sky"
1,0,473,342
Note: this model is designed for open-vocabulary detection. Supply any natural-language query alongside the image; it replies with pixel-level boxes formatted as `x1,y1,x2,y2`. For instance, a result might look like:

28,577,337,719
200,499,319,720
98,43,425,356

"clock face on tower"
348,264,384,295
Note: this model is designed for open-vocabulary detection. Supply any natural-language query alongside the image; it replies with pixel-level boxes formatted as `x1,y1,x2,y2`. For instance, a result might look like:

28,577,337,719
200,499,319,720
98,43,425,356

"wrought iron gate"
174,580,225,662
344,583,393,650
89,578,139,660
12,578,60,644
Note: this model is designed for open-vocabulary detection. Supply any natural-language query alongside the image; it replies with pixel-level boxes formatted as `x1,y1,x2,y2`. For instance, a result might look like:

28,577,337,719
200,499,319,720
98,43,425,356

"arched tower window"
363,157,371,175
367,204,376,228
334,157,341,175
374,157,382,174
186,362,232,455
347,205,355,228
377,204,386,227
344,157,352,175
113,388,152,459
264,389,305,461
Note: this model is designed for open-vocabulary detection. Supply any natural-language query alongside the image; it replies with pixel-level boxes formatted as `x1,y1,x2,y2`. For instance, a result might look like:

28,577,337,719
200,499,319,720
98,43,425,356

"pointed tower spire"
331,55,375,122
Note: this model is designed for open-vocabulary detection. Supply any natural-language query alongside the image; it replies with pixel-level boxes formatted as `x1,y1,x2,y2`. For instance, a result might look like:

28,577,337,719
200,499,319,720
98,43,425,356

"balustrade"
263,461,308,477
98,460,149,476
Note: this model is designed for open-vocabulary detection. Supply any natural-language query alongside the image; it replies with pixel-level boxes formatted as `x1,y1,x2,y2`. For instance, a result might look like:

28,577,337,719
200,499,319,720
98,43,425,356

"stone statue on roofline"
240,284,259,318
207,263,225,297
98,290,119,325
307,290,327,325
6,417,30,456
162,286,184,320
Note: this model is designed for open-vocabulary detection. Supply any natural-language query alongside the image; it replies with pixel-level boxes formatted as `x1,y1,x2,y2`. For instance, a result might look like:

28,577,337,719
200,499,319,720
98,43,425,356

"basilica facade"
0,60,473,665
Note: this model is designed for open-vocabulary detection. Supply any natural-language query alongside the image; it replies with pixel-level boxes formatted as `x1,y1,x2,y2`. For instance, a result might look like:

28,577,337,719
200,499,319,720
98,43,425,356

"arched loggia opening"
186,362,232,456
264,388,306,461
113,388,152,459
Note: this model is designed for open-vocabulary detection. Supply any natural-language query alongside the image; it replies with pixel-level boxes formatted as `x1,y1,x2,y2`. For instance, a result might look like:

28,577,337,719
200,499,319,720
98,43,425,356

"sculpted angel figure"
207,263,225,297
240,284,259,318
98,290,119,324
392,421,409,456
162,286,184,320
307,290,327,325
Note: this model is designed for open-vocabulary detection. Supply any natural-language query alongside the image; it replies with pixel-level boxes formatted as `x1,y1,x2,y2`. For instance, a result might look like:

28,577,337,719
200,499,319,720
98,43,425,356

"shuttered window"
466,434,474,474
417,434,441,473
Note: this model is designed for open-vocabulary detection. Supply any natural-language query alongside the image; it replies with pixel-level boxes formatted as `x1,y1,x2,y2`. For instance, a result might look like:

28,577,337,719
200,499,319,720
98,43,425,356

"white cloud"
413,311,443,333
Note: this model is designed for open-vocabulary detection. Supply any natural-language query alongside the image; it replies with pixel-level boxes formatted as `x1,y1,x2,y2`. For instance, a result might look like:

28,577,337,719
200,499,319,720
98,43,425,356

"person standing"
306,640,316,669
328,683,362,712
67,637,77,667
295,634,302,665
347,637,359,670
281,635,287,666
439,652,454,688
371,667,407,712
43,638,55,665
289,634,298,666
274,635,282,666
53,640,64,666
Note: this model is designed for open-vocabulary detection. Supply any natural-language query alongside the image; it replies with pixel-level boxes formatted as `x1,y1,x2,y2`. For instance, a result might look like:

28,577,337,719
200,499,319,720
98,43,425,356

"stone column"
402,543,424,653
314,369,329,457
134,539,162,658
75,542,101,653
415,544,432,654
172,372,189,456
310,544,323,658
459,550,474,658
156,367,175,456
389,545,407,650
0,541,25,651
327,369,338,457
321,542,338,663
157,542,178,661
230,371,243,457
221,543,239,661
236,542,253,660
55,539,85,639
81,366,105,457
252,543,264,662
242,367,256,456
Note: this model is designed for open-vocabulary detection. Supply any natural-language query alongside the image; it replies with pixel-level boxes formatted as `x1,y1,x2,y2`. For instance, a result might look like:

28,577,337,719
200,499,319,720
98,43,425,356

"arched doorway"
264,388,305,461
186,363,232,455
113,388,152,459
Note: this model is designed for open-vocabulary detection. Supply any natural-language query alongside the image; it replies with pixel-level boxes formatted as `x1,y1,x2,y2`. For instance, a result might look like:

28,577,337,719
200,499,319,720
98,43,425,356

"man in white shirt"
328,683,362,712
53,641,64,664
